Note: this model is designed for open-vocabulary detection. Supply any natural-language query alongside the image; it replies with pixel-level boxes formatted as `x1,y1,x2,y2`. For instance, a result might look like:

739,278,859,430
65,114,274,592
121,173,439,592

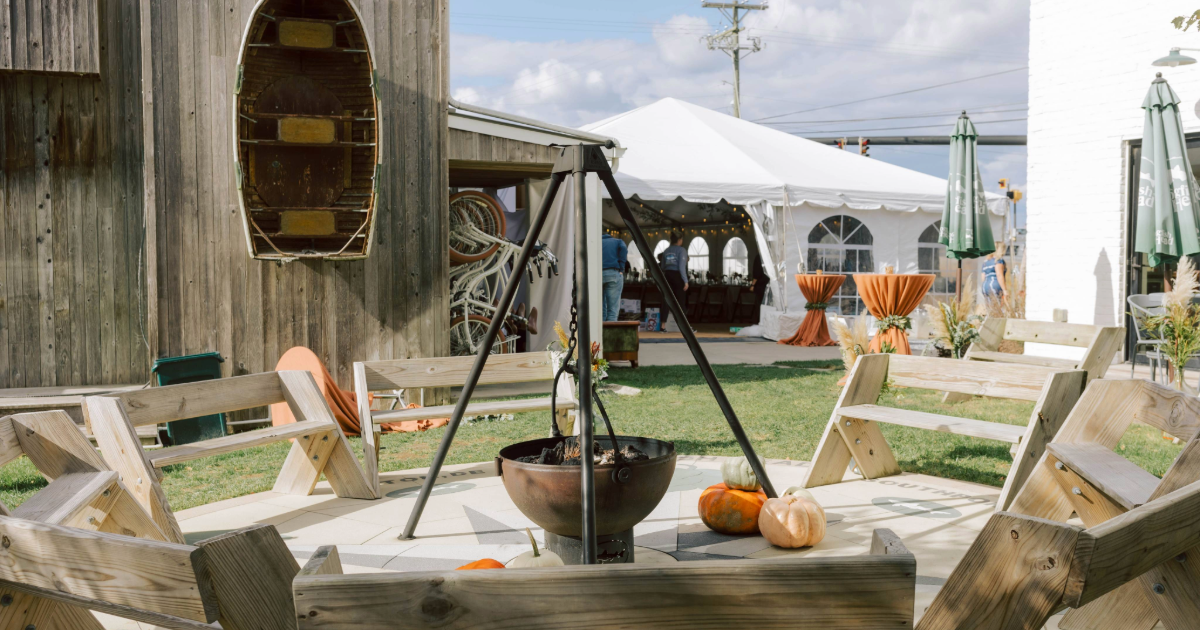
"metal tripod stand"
399,144,778,563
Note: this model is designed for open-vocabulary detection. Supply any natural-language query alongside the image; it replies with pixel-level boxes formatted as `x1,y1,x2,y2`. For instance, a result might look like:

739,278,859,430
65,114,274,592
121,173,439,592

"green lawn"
0,360,1184,510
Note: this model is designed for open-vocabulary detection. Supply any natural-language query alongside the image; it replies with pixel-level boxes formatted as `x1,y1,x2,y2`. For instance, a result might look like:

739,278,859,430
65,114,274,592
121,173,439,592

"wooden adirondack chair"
0,410,165,541
805,353,1086,510
87,370,376,544
0,517,298,630
291,529,917,629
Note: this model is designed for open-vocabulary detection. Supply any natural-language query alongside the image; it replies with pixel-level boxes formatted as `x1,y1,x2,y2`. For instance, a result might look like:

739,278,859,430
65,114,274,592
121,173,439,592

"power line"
787,117,1027,135
760,105,1026,126
753,67,1029,122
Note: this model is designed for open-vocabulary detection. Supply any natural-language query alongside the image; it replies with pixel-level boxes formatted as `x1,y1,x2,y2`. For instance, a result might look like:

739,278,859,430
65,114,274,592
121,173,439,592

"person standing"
660,233,689,327
601,233,628,322
981,241,1008,301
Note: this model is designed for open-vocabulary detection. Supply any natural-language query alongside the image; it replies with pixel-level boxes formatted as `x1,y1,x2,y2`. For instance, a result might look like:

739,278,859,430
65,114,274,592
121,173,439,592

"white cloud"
449,0,1029,192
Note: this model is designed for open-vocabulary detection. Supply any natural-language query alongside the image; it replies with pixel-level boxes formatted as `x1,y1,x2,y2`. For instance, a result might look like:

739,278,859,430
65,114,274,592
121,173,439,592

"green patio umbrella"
940,111,996,299
1135,73,1200,268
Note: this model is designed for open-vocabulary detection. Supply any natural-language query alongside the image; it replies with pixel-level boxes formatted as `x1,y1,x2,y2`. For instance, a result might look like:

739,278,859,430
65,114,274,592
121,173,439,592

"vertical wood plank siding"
0,0,146,388
1,0,449,390
145,0,449,388
0,0,99,75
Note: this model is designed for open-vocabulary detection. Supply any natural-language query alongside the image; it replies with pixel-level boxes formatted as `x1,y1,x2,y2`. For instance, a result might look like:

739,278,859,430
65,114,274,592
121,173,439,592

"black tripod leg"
399,171,567,540
599,171,778,498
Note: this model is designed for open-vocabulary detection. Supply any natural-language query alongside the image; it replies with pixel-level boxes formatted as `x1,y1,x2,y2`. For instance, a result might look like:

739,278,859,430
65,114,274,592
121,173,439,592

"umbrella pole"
956,260,963,301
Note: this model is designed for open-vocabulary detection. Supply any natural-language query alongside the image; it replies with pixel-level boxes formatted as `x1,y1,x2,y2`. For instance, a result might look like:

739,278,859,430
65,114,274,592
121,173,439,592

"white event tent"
582,98,1008,340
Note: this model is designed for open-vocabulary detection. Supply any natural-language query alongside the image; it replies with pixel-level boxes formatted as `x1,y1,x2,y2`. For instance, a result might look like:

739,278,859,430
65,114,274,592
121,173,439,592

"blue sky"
449,0,1029,219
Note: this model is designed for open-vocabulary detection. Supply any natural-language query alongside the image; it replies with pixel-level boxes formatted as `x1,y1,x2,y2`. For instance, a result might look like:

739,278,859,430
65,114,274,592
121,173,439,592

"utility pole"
702,1,768,118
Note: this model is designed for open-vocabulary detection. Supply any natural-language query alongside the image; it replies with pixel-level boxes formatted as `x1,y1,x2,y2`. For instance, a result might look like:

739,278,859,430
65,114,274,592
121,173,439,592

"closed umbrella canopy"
940,112,996,261
1136,73,1200,268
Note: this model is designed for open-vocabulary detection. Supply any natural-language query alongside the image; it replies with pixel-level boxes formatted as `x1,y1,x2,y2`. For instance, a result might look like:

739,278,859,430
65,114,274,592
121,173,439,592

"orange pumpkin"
759,494,826,548
455,558,506,570
698,482,767,535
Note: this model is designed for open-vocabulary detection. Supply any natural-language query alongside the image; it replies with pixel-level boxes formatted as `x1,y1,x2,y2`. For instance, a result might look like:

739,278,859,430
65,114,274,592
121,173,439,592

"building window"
806,215,873,315
918,221,956,301
723,237,749,278
687,237,709,276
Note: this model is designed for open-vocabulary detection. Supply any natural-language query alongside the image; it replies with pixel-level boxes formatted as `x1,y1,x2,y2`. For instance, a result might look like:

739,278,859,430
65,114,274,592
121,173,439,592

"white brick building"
1027,1,1200,359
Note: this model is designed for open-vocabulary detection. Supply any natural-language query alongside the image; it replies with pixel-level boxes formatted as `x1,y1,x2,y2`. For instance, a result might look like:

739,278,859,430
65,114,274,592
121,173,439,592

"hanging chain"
567,276,579,362
550,273,580,437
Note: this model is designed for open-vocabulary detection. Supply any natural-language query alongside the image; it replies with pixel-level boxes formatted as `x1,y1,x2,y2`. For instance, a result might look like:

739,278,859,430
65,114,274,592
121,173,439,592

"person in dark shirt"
660,233,690,329
601,233,628,321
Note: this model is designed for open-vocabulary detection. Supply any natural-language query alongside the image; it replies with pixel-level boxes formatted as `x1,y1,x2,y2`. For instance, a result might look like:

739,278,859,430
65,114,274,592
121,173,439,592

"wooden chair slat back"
115,372,286,428
1066,478,1200,608
1001,318,1101,348
0,416,24,468
887,354,1065,401
0,514,217,623
293,529,916,630
359,352,557,391
8,410,109,477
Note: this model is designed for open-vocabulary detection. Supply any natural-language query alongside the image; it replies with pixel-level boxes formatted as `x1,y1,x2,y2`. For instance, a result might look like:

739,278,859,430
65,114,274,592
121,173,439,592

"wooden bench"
0,516,299,630
804,353,1086,510
0,410,166,541
354,351,576,496
963,317,1123,384
1000,378,1200,630
87,371,376,544
291,529,915,629
916,480,1200,629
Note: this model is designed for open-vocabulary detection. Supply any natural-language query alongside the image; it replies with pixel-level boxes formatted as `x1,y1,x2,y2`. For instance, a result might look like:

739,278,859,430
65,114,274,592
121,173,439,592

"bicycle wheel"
449,191,507,266
449,314,510,356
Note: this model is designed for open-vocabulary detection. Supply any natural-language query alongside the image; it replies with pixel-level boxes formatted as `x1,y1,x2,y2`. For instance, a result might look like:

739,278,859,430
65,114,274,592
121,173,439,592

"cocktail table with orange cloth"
853,273,934,355
270,346,448,436
779,274,845,346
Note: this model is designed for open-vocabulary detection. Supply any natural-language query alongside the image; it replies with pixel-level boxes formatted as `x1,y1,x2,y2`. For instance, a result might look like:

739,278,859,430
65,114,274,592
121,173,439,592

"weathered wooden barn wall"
143,0,449,387
0,0,100,74
0,0,147,389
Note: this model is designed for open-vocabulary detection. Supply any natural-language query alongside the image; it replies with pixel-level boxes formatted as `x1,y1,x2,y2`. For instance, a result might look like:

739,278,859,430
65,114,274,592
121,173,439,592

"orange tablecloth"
779,274,845,346
854,274,934,355
270,346,448,436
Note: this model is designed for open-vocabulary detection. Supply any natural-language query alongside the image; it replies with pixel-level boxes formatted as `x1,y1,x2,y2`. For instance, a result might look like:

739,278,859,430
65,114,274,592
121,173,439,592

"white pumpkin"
783,486,819,503
721,456,765,491
509,528,564,568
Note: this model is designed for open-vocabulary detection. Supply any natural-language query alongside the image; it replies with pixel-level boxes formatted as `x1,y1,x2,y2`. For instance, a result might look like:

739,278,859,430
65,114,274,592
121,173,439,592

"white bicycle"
448,192,558,356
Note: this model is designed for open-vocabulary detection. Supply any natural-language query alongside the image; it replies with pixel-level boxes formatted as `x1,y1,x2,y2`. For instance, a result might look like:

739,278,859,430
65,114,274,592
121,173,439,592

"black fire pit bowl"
497,435,676,537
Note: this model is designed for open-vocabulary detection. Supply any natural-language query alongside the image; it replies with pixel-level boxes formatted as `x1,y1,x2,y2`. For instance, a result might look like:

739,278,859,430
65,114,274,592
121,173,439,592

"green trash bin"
152,352,227,446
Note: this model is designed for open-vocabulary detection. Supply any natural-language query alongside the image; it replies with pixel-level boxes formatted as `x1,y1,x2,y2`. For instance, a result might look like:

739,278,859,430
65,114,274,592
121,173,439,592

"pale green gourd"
509,528,565,568
721,456,765,491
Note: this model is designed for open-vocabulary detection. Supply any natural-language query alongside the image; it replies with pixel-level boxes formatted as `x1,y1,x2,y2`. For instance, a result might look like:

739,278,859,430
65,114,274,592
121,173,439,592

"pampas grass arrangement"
832,315,871,372
921,277,984,359
1145,256,1200,392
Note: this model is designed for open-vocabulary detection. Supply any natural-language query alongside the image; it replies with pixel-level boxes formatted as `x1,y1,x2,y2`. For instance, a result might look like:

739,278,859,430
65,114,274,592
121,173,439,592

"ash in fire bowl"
514,436,651,466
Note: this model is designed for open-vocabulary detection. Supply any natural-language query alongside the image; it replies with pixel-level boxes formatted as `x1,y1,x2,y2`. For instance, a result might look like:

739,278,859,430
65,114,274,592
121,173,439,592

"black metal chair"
702,288,726,323
733,287,758,323
1127,293,1165,383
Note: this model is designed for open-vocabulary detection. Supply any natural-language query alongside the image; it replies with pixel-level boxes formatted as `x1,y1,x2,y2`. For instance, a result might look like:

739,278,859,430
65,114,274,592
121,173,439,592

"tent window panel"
627,242,645,271
653,239,670,265
688,237,709,275
918,220,956,302
807,215,874,316
723,237,749,277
